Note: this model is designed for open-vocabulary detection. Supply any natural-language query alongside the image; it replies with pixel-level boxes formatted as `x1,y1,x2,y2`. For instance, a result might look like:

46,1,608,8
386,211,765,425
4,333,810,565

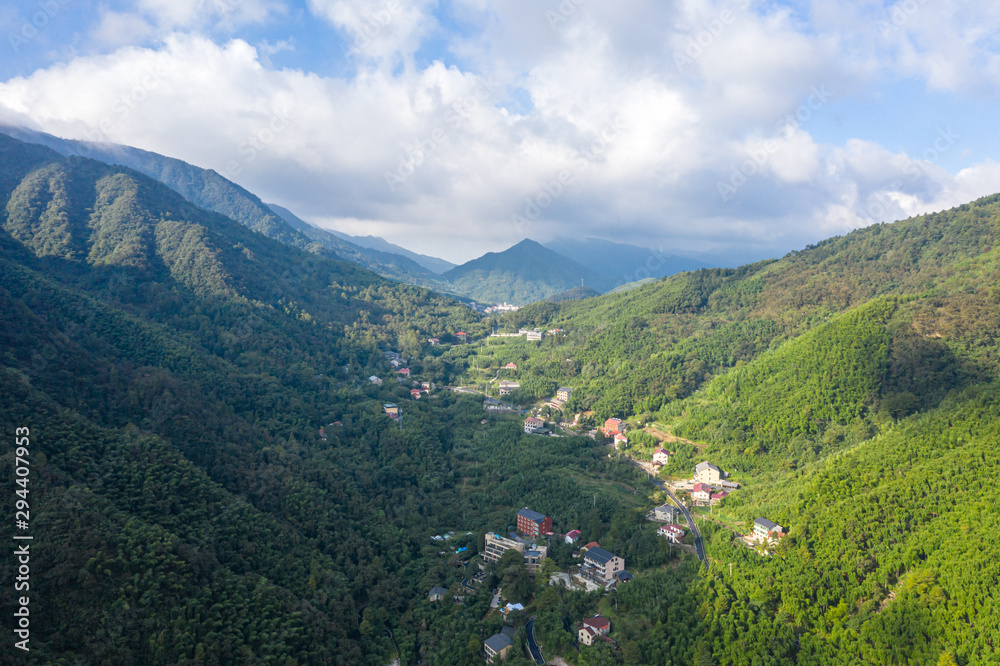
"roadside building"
658,524,685,543
526,329,543,341
456,332,468,343
498,380,520,396
692,483,712,505
653,504,681,523
516,508,552,538
484,633,513,662
652,448,672,465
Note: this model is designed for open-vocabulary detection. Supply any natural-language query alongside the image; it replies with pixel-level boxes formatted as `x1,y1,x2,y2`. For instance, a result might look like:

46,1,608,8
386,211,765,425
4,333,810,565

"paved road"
525,617,545,665
631,460,708,569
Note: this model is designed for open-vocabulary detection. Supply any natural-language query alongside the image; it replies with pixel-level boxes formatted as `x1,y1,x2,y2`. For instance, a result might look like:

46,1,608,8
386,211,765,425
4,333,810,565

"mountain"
296,219,455,274
545,285,601,302
0,125,447,288
440,238,614,305
544,236,710,287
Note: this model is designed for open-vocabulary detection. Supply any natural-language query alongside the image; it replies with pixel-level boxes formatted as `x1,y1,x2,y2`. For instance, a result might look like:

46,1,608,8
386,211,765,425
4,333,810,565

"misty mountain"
544,237,710,287
440,238,613,305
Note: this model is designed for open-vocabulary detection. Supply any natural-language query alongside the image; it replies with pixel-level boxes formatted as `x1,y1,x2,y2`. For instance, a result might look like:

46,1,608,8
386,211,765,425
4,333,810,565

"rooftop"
517,507,547,523
584,546,618,565
755,517,781,530
484,633,513,652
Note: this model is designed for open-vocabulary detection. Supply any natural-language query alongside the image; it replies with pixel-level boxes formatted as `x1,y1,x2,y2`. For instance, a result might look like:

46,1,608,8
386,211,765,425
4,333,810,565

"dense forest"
6,129,1000,664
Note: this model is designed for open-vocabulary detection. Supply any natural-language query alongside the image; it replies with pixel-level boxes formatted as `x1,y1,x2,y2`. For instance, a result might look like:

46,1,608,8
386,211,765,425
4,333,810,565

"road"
630,460,708,569
525,617,545,665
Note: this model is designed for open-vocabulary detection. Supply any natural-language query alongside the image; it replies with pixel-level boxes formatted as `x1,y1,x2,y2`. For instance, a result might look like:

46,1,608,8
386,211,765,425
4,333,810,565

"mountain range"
0,125,711,305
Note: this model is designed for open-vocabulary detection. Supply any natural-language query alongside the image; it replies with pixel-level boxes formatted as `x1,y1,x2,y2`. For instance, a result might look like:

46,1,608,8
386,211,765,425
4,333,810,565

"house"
318,427,327,441
658,524,685,543
456,332,468,343
652,448,672,465
369,375,383,386
581,541,600,552
524,546,547,576
547,328,564,335
613,433,628,449
614,570,634,583
653,504,681,523
604,418,623,434
692,483,712,505
556,387,571,401
482,533,525,563
396,368,410,376
516,507,552,538
753,517,784,542
694,461,722,484
504,362,517,370
579,615,611,646
711,490,729,504
500,602,525,615
582,546,625,582
383,403,400,419
523,417,545,434
526,329,543,341
410,389,422,400
428,586,447,602
427,337,440,345
484,632,513,662
498,380,520,396
421,381,433,390
564,529,582,544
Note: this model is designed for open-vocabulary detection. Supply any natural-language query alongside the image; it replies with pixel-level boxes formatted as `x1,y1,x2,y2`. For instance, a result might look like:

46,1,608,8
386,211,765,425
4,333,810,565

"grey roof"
695,461,721,473
484,633,514,652
517,507,547,523
584,546,618,565
754,517,780,530
500,625,517,637
655,504,676,512
428,586,447,597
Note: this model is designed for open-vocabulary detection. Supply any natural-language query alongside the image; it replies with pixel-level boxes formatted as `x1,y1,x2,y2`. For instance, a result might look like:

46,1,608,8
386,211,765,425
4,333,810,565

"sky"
2,1,1000,265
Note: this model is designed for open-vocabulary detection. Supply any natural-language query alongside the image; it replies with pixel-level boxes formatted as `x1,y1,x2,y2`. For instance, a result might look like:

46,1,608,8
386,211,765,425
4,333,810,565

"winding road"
526,617,545,665
630,460,708,569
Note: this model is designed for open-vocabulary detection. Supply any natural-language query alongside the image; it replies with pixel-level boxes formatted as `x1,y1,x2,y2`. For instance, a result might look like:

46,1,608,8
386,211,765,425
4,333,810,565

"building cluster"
485,302,520,314
689,461,739,506
603,417,628,448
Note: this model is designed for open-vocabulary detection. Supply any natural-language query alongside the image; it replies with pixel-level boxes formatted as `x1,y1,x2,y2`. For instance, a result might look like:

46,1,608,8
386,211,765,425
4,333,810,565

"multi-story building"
653,504,681,523
556,387,571,401
582,546,624,582
694,461,722,484
484,633,513,662
523,417,545,434
579,615,611,645
652,448,672,465
523,546,548,576
482,533,525,564
498,380,520,396
525,329,543,341
516,507,552,538
753,517,784,542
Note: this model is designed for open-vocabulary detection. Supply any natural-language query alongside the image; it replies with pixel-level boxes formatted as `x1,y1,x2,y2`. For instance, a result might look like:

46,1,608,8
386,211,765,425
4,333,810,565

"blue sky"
2,0,1000,264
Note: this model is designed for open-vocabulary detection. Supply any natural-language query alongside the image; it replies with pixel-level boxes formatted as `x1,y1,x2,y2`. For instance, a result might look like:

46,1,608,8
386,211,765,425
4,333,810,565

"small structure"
578,615,611,646
582,546,625,582
456,332,468,343
428,586,447,602
652,448,672,465
653,504,681,523
396,368,411,377
410,388,422,400
614,570,634,584
498,380,520,396
711,490,729,504
694,461,722,484
658,524,685,543
516,507,552,538
427,337,440,345
383,403,400,419
753,517,784,542
564,529,582,544
692,483,712,505
369,375,383,386
523,417,545,434
504,362,518,370
613,433,628,449
581,541,600,553
318,427,327,441
556,387,571,401
500,602,524,616
484,632,513,662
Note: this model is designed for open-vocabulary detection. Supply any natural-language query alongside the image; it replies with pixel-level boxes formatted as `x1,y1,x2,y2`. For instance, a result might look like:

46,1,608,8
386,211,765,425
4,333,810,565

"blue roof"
517,507,547,523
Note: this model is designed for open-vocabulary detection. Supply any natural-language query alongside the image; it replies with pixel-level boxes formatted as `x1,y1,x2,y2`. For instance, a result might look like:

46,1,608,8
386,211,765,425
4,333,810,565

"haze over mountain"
440,238,614,305
545,237,711,287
